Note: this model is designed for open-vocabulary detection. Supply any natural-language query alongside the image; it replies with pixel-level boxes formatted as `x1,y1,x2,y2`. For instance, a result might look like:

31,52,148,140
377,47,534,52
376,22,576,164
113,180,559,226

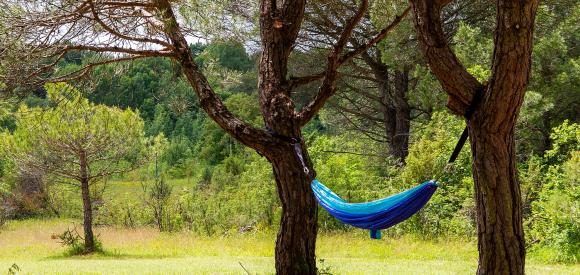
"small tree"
144,176,172,231
1,83,146,253
142,134,173,231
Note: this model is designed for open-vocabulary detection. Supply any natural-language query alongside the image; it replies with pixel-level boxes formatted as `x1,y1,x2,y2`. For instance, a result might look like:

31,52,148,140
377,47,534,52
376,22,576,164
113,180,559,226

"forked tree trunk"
408,0,538,273
270,144,318,274
79,151,95,253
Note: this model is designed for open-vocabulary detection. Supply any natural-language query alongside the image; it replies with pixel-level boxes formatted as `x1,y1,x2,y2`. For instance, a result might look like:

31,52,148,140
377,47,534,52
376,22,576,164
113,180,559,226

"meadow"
0,2,578,273
1,218,578,274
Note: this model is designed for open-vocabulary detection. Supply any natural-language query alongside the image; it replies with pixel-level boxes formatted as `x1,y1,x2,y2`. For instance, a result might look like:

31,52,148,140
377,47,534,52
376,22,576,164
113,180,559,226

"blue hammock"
311,179,438,239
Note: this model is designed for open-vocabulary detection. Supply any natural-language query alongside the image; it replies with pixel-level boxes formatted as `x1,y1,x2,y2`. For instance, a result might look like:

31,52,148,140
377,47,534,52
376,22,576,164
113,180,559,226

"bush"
144,176,173,231
392,112,474,238
52,226,103,255
526,121,579,263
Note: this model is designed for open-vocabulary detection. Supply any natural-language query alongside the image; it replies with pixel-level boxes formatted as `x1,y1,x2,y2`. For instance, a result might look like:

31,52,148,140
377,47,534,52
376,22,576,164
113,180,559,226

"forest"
0,0,578,274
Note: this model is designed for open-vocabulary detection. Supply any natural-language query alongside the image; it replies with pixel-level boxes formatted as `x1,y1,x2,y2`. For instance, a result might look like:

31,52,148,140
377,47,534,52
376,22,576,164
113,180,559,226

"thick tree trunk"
469,1,537,273
270,144,318,275
469,121,524,274
79,151,95,253
409,1,537,273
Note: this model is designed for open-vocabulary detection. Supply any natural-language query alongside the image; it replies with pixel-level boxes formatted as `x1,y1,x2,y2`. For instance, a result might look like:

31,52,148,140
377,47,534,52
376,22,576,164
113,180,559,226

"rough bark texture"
269,144,318,274
409,0,538,274
79,150,95,253
257,1,319,273
469,1,537,273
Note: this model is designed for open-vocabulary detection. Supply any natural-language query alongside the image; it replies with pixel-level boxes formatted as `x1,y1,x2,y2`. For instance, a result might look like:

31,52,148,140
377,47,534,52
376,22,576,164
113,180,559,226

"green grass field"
0,219,578,274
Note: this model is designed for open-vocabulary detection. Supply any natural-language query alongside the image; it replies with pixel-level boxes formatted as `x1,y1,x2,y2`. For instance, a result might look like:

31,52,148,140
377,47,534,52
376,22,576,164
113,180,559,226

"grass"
1,219,578,274
101,179,194,203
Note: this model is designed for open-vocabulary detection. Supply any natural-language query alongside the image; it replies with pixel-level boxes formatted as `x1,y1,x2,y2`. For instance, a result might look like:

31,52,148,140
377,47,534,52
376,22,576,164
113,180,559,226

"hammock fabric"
311,179,438,239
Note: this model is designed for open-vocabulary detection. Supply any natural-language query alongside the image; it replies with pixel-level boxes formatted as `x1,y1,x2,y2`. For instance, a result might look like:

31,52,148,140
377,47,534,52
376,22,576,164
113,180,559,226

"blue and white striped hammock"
311,179,438,239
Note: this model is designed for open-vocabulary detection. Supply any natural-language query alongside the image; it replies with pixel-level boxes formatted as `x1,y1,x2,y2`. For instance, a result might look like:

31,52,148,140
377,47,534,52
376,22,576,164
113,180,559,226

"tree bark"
391,69,411,162
409,0,538,274
469,123,525,274
469,2,537,273
79,150,95,253
270,144,318,275
372,59,411,163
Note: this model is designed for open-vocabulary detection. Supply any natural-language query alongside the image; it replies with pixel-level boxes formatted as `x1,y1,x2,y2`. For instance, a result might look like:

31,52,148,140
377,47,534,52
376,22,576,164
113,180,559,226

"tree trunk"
391,69,411,162
376,64,411,163
379,69,397,156
469,121,525,274
79,151,95,253
409,1,537,273
81,177,95,253
271,143,318,275
469,1,537,273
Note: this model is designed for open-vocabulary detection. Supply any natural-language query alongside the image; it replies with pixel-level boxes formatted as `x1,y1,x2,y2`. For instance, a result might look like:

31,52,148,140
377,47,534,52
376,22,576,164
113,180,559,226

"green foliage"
197,41,253,72
525,121,580,263
53,226,103,255
144,176,173,231
1,83,146,177
394,112,474,237
544,120,579,164
453,23,493,72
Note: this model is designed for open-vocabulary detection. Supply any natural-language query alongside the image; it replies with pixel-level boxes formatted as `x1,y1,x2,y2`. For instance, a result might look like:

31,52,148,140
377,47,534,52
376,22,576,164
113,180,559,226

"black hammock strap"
265,87,484,168
448,87,485,163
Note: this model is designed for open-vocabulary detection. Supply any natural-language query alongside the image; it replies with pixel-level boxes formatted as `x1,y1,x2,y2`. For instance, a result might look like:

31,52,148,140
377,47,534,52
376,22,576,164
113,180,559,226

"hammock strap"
266,127,310,176
448,87,485,163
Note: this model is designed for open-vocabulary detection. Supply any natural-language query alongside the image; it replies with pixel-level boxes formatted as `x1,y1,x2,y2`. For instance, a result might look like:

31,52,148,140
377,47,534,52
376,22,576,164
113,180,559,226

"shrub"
526,121,579,262
52,226,103,255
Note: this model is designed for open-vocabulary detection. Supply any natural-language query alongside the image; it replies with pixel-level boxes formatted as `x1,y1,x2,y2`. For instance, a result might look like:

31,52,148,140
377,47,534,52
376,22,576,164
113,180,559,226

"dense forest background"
0,1,578,263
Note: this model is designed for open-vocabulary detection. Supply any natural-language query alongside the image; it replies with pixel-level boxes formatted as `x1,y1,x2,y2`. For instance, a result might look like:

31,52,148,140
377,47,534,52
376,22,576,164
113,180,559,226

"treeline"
0,2,578,262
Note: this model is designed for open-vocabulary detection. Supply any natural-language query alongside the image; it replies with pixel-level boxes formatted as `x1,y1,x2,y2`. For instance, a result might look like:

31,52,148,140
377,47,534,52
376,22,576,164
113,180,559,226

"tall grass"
1,219,578,274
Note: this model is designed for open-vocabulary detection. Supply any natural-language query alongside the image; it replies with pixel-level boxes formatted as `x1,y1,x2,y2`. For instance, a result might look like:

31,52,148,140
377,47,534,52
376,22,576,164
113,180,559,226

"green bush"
526,121,579,263
394,112,474,238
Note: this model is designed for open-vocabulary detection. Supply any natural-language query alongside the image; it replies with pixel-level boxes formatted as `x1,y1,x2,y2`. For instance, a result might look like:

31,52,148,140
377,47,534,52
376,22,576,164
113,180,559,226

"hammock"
311,179,438,239
265,127,456,240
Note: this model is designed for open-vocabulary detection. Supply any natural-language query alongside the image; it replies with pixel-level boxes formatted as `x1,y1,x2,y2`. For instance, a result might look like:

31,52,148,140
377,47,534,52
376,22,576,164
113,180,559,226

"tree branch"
155,0,273,153
288,6,410,90
297,0,405,127
409,0,483,115
88,0,172,48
